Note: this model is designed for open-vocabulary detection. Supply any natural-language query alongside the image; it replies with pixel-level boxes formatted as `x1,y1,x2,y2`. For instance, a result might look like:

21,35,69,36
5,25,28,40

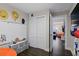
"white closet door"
29,16,47,50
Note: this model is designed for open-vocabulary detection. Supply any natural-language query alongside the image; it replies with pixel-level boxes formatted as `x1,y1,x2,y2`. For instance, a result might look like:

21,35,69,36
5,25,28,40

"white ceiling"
8,3,74,14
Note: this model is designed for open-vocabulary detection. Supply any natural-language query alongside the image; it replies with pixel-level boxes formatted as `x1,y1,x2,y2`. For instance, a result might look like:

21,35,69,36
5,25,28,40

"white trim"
29,45,49,52
44,48,49,52
66,47,74,56
70,48,75,56
68,3,77,15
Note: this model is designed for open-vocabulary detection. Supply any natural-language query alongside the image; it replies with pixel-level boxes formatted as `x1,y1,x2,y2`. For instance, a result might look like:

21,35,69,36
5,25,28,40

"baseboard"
70,49,75,56
29,46,49,52
65,48,74,56
44,48,49,52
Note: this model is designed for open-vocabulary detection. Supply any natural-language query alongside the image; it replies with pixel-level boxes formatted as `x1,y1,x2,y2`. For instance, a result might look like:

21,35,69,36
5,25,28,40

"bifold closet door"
29,16,47,50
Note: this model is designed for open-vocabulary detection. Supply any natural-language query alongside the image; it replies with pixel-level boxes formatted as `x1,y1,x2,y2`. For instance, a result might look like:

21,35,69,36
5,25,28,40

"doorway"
49,15,65,56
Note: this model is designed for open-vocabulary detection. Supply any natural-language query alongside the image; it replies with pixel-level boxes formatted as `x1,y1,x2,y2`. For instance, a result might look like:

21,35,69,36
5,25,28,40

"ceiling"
8,3,74,14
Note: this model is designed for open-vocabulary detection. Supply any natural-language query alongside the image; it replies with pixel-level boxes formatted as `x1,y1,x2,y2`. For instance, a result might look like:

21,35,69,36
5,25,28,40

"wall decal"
12,10,19,21
0,9,8,20
22,18,25,24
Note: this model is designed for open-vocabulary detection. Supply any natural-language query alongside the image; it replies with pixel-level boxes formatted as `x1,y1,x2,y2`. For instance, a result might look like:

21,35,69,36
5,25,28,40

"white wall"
28,10,49,52
67,4,77,55
65,15,75,55
58,14,74,55
0,4,29,44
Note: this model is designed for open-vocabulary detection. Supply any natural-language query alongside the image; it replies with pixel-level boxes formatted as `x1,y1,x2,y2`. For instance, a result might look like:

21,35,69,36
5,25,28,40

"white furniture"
10,40,29,54
0,41,12,48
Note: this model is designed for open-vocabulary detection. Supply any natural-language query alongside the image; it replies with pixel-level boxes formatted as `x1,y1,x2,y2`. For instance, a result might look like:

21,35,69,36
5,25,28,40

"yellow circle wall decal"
12,10,19,21
0,9,8,20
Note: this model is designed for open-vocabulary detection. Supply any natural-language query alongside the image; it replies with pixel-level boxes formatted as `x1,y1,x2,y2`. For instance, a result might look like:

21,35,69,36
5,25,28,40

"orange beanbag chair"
74,30,79,38
0,48,17,56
